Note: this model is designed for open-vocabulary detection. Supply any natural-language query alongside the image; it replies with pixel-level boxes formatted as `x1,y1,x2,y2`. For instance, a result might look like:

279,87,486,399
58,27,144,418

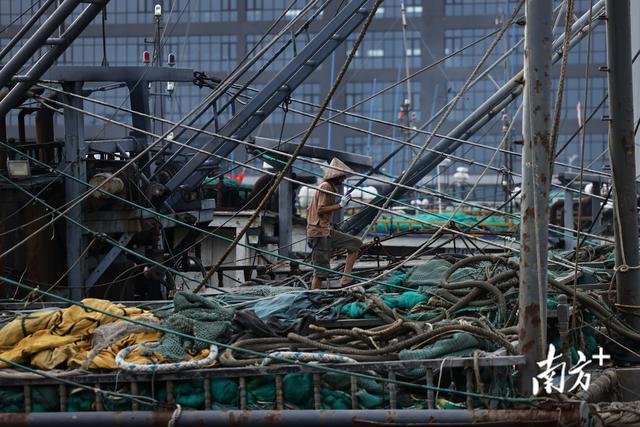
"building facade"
0,0,608,201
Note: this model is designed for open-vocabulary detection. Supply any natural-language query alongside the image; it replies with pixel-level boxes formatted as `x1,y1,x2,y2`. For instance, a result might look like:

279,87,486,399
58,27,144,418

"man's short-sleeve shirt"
306,181,336,237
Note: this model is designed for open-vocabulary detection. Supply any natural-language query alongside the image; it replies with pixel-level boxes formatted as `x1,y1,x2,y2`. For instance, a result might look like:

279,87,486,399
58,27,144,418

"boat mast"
605,0,640,331
518,0,553,394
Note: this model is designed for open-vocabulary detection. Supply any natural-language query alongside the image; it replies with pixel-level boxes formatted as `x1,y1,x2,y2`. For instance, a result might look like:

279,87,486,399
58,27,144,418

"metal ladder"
154,0,377,210
0,0,110,116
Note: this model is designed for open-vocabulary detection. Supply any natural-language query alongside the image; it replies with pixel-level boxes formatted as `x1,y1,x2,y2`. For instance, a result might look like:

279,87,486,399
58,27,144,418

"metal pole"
62,82,86,301
342,1,606,235
0,1,108,117
605,0,640,331
564,188,575,250
278,175,293,257
0,407,589,427
518,0,552,395
0,0,82,88
630,0,640,176
0,0,57,64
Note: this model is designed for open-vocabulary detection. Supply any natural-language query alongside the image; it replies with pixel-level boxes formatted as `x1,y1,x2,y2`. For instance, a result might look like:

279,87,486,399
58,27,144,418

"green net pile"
373,211,516,234
0,374,392,412
142,292,235,362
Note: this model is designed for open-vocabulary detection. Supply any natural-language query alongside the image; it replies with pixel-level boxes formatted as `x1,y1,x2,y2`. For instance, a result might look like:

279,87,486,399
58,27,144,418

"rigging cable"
361,0,525,237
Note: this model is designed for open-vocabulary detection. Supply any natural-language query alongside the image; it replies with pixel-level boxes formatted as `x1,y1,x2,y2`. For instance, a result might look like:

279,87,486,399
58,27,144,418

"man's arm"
317,203,341,215
316,181,343,215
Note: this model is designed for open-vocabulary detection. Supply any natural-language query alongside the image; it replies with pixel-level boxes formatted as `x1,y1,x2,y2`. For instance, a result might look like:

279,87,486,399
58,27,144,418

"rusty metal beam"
606,0,640,332
0,404,589,427
518,0,553,395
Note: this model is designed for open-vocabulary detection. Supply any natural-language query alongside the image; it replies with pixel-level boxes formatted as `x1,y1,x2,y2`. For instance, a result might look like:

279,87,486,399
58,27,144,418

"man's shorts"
309,229,362,278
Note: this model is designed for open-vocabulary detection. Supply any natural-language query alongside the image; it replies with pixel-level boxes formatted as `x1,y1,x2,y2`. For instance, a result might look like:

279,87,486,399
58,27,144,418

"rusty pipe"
35,108,54,163
0,405,589,427
17,110,27,144
17,108,38,144
88,172,126,199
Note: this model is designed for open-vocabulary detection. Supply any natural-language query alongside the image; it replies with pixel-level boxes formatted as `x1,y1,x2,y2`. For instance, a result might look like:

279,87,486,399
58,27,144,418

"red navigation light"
142,50,151,64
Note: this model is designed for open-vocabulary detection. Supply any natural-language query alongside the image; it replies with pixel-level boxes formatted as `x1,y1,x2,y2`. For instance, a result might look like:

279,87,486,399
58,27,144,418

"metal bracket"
85,233,134,290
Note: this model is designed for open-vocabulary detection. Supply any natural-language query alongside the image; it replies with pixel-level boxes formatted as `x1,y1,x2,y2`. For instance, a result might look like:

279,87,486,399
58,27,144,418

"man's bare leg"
311,274,323,290
340,251,358,286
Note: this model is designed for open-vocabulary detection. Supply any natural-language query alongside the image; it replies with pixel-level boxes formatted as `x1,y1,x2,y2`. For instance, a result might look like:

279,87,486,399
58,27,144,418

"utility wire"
0,273,541,405
31,90,613,247
0,174,202,287
193,0,387,292
0,133,596,284
362,0,525,237
35,83,615,244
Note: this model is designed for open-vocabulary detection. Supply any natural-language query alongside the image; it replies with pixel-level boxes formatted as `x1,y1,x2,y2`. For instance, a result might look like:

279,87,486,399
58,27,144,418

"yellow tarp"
0,298,164,370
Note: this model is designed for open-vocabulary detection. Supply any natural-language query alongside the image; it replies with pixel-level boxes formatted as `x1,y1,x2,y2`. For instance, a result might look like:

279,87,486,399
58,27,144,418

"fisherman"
306,158,362,290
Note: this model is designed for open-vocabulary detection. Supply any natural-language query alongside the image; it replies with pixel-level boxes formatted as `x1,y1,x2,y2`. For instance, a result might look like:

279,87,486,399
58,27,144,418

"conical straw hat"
323,158,354,180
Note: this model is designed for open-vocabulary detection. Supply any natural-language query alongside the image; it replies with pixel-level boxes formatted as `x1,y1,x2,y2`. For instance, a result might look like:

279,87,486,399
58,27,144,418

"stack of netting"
0,244,637,412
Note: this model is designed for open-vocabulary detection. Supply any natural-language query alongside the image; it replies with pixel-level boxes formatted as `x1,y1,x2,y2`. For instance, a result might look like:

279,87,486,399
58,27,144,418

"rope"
260,351,357,366
167,404,182,427
193,0,385,292
115,344,218,372
572,0,594,333
361,0,525,237
0,274,540,404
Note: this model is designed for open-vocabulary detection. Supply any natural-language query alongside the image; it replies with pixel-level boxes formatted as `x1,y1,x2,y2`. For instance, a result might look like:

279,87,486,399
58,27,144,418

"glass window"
450,133,501,175
567,25,606,65
446,79,499,121
60,37,144,66
0,38,47,67
84,86,132,126
345,135,386,162
167,83,234,127
375,0,423,18
105,0,151,25
266,83,322,125
347,31,421,69
444,28,505,68
0,0,47,27
444,0,507,16
552,77,608,121
345,81,421,124
246,32,317,72
557,132,608,170
167,35,237,73
171,0,237,23
247,0,323,22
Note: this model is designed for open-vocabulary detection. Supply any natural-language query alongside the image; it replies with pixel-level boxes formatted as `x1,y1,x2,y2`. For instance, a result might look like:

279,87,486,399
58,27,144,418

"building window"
247,0,322,22
0,38,47,67
105,0,237,24
171,0,237,23
246,32,316,72
345,81,421,124
347,31,421,69
446,79,498,121
105,0,151,24
167,35,237,72
444,28,506,68
568,25,606,65
167,83,234,126
375,0,423,18
444,0,507,16
266,83,321,125
0,0,55,27
345,135,387,165
84,86,132,126
557,132,608,170
553,77,608,120
60,37,144,66
451,132,517,175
